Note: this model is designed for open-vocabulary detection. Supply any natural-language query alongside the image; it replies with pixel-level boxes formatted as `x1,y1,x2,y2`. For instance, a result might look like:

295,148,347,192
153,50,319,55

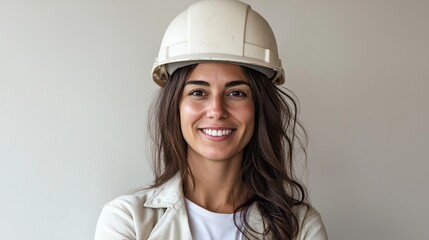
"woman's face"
179,63,255,163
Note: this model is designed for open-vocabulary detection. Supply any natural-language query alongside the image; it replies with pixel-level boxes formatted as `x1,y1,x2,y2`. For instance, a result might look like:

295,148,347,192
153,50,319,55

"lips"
201,128,234,137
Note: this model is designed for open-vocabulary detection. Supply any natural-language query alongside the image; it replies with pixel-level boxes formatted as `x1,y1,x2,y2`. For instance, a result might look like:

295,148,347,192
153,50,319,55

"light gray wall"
1,0,428,239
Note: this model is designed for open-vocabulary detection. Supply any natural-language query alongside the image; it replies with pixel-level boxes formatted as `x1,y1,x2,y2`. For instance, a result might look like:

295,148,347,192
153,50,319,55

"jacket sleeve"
94,196,137,240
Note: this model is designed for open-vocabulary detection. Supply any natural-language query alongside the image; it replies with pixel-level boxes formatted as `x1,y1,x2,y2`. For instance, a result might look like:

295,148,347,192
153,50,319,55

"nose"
206,95,228,119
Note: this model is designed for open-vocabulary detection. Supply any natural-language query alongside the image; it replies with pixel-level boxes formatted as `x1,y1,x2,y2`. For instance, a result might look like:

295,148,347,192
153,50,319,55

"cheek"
231,101,255,137
240,102,255,125
245,112,256,144
179,101,204,126
244,103,256,137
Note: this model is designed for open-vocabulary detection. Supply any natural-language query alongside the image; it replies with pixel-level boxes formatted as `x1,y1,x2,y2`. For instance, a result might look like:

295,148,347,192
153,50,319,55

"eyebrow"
184,80,250,87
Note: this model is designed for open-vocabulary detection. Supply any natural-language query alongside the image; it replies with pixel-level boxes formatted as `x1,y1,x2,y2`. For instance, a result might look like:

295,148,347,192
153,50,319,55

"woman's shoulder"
94,188,165,240
103,188,156,210
292,204,329,240
292,203,322,223
94,175,184,240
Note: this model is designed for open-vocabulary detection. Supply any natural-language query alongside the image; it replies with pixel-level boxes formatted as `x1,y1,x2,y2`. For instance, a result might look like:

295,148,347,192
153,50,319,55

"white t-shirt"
185,198,243,240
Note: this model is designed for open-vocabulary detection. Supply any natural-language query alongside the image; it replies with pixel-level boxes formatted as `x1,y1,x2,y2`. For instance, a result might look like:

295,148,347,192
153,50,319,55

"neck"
184,153,245,213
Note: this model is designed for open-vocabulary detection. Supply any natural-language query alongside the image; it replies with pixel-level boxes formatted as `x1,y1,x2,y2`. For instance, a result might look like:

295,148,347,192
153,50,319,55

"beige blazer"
94,174,328,240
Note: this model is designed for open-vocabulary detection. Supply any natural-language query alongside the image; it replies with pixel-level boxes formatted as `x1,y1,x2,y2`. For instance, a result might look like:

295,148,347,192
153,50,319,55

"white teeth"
202,129,233,137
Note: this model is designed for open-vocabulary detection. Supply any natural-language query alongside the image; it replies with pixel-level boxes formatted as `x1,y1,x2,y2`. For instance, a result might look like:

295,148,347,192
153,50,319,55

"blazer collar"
143,173,184,209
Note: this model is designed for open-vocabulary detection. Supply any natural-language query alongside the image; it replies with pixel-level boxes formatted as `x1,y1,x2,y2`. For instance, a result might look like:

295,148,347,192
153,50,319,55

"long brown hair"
148,64,307,240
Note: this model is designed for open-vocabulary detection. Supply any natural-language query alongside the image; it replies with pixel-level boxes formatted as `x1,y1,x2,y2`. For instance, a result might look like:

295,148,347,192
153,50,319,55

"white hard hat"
152,0,285,86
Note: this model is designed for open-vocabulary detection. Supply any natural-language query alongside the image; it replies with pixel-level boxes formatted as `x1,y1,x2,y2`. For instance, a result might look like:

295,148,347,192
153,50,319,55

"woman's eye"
228,90,247,97
189,90,206,96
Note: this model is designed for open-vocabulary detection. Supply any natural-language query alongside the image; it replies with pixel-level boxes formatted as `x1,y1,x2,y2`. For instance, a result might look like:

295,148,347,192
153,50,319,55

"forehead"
186,63,247,82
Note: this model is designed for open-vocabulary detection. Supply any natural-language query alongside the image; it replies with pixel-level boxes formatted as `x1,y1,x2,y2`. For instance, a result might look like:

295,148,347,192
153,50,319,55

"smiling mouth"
201,129,234,137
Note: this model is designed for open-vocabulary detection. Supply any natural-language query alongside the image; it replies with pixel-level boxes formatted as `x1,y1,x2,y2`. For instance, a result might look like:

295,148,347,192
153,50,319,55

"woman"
95,1,328,239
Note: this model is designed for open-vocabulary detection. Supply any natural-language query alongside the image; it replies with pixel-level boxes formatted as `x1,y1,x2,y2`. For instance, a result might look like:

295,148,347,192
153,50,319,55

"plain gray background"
1,0,428,239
